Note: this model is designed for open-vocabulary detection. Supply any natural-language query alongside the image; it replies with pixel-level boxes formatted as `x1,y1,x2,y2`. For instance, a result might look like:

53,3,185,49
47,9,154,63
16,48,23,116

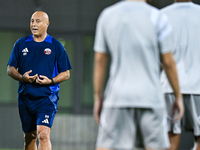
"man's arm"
7,65,38,83
93,52,108,124
7,65,23,82
7,65,37,83
36,70,70,85
52,70,70,83
161,52,184,121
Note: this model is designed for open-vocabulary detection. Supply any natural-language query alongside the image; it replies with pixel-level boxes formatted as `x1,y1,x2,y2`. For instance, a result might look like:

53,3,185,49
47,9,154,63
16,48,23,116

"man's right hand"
22,70,38,83
172,94,184,122
93,95,103,124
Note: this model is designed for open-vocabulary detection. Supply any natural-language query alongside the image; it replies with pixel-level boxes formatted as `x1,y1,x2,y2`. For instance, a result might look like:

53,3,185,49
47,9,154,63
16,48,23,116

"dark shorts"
18,93,58,133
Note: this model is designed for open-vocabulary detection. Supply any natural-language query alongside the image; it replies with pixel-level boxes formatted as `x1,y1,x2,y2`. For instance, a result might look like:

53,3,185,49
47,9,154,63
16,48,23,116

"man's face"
30,12,49,37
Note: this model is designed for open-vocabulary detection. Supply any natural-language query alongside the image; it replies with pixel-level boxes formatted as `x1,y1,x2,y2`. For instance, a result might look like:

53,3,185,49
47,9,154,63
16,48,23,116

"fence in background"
0,104,195,150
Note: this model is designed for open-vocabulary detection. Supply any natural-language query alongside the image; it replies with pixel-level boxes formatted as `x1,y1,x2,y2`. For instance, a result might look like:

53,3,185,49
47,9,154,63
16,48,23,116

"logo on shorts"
42,115,49,124
44,48,51,55
42,119,49,124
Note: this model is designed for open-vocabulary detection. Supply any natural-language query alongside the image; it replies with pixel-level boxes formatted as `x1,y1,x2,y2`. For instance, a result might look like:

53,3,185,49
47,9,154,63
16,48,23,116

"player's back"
161,2,200,94
97,1,171,108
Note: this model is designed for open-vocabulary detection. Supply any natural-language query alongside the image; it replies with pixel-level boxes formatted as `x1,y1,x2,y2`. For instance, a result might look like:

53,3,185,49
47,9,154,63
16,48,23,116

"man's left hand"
36,75,51,85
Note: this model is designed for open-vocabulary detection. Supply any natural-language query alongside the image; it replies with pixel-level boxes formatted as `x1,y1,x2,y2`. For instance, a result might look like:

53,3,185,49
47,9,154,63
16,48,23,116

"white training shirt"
94,1,173,108
160,2,200,94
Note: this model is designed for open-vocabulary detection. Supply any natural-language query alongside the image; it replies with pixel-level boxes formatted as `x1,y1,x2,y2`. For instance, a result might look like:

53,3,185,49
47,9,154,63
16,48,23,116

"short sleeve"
157,13,174,54
56,42,72,73
93,10,109,54
7,39,20,68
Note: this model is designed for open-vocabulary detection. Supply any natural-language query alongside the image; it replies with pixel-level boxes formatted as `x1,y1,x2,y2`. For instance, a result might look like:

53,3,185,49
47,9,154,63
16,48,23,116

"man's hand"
93,95,103,124
172,94,184,122
22,70,38,83
36,75,52,85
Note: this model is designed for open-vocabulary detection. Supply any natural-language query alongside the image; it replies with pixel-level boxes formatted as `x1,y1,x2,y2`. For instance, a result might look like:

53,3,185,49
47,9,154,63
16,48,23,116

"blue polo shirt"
8,34,72,99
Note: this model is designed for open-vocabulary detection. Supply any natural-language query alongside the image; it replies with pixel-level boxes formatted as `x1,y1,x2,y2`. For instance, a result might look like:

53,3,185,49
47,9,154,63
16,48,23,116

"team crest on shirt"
44,48,51,55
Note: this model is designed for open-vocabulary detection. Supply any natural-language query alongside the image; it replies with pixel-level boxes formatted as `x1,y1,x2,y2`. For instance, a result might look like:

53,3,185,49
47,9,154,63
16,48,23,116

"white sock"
191,142,197,150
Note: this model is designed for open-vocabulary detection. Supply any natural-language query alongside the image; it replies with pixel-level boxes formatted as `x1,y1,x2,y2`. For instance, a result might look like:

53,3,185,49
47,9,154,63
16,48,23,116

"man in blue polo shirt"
7,11,72,150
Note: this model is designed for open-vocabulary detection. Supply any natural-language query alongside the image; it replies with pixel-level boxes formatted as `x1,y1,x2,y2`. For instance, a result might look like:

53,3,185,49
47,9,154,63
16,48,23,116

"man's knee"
24,131,37,144
37,126,50,143
38,131,49,142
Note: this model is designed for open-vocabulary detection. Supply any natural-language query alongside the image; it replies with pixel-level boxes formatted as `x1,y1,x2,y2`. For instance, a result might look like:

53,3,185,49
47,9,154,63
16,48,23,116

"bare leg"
24,131,37,150
167,132,181,150
37,125,51,150
145,132,180,150
194,136,200,150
